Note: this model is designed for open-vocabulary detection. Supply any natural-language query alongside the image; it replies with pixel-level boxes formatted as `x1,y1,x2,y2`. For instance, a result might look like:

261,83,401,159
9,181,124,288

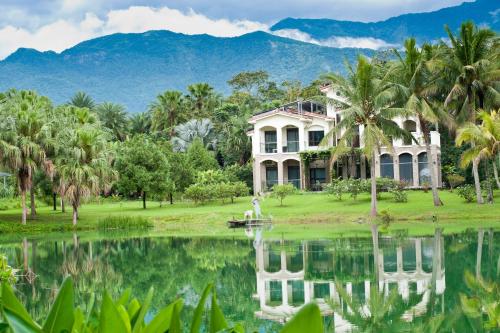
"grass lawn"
0,189,499,239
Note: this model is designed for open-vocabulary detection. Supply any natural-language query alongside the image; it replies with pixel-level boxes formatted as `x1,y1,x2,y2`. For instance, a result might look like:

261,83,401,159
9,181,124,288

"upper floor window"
308,131,324,146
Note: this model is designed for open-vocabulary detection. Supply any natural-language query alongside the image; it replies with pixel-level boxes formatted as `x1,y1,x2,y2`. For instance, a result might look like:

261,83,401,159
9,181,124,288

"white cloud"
0,5,268,59
273,29,397,50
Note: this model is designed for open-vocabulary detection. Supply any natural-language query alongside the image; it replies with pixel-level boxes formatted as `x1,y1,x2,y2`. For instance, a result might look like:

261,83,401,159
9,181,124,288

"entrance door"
266,167,278,189
287,165,300,189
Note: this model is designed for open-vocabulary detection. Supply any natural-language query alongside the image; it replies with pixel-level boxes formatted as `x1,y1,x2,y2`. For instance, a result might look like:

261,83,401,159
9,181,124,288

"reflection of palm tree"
476,229,485,279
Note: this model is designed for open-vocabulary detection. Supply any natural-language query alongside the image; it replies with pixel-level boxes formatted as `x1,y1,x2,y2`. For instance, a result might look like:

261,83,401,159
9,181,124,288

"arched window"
418,152,431,185
403,120,417,145
380,154,394,179
399,153,413,185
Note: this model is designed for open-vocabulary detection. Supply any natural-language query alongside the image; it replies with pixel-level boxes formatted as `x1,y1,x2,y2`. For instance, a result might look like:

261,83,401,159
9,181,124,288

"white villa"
248,85,442,194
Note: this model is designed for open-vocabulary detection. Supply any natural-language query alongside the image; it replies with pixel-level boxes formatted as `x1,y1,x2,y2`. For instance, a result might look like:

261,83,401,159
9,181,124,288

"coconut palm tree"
150,90,185,138
0,90,52,224
187,83,219,117
444,22,498,122
456,111,500,204
322,56,409,217
56,123,115,225
69,91,96,110
387,38,453,206
96,102,128,141
129,112,151,135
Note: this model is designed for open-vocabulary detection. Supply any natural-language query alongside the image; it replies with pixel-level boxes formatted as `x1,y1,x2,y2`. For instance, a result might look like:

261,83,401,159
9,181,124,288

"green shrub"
272,183,296,206
97,216,153,230
456,184,475,203
390,181,408,203
325,179,347,200
184,183,212,204
346,178,363,200
447,174,465,191
0,255,16,285
0,276,324,333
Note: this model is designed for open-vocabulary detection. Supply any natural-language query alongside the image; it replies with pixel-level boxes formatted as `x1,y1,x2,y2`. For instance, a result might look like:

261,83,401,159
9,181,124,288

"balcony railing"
260,142,278,153
262,180,278,191
286,179,301,189
283,141,300,153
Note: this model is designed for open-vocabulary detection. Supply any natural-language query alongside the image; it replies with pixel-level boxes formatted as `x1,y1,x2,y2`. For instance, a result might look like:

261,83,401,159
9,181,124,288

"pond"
0,228,498,332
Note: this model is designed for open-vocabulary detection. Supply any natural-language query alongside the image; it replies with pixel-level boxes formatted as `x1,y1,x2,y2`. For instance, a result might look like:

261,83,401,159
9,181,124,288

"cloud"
0,5,268,59
273,29,397,50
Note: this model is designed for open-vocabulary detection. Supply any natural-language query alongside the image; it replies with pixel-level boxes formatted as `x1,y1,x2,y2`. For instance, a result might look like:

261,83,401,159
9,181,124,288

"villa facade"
248,85,442,193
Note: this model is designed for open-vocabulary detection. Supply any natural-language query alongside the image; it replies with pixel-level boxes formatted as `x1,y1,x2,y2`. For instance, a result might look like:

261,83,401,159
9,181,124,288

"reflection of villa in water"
253,234,445,330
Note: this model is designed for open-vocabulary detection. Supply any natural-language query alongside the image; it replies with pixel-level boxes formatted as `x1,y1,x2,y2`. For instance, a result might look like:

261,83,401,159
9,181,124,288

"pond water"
0,228,498,332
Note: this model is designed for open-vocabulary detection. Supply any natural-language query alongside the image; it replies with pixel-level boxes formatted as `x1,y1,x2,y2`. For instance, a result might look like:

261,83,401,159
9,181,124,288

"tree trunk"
476,229,484,279
371,224,380,282
370,152,377,217
485,161,494,204
21,190,27,225
30,186,36,218
169,193,173,205
425,138,442,206
143,191,147,209
472,158,483,204
493,158,500,189
61,197,65,213
53,192,57,211
72,206,78,226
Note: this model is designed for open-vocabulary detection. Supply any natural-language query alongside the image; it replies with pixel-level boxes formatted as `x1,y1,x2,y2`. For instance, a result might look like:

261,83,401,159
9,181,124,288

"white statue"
252,197,261,219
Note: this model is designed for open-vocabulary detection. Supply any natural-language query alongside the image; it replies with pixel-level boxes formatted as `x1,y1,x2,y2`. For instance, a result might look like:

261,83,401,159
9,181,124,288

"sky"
0,0,472,59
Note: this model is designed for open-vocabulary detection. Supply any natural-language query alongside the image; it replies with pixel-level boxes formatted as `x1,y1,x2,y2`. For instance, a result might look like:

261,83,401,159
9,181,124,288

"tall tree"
115,135,172,209
456,111,500,204
56,122,115,225
69,92,96,110
323,56,409,217
187,83,219,117
444,22,498,203
96,102,128,141
0,90,52,224
171,118,216,152
150,91,185,138
186,138,219,173
129,112,151,135
387,38,452,206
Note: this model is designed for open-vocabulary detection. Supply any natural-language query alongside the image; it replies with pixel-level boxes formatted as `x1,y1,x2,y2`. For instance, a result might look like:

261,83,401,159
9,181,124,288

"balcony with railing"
261,142,278,154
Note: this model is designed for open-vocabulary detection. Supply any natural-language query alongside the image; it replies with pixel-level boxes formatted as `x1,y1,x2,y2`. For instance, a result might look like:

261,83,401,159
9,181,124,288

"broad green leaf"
2,308,42,333
209,289,228,333
0,323,9,333
127,299,141,324
190,283,213,333
117,288,132,307
280,303,323,333
1,283,39,329
170,299,184,333
143,301,176,333
117,305,132,333
42,277,75,333
72,308,85,333
460,294,481,318
132,287,154,333
99,292,129,333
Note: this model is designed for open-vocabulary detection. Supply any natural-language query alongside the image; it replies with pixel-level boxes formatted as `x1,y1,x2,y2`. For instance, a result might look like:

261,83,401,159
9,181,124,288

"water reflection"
253,228,497,331
0,228,498,332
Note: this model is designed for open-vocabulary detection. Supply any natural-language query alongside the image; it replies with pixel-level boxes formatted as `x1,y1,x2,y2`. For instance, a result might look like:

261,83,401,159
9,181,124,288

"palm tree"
129,112,151,135
220,116,251,165
387,38,452,206
150,91,185,138
0,90,52,224
96,102,128,141
56,123,115,225
171,118,216,152
456,111,500,204
187,83,219,117
69,92,96,110
444,22,498,122
322,56,409,217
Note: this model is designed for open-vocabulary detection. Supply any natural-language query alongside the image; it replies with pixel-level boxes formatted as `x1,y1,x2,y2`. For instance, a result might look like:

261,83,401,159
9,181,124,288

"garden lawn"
0,190,499,239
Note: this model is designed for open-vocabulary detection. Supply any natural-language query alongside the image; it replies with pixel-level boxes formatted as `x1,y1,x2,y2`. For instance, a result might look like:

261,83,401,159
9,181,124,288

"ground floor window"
418,152,431,185
265,167,278,189
399,153,413,185
309,168,326,190
380,154,394,179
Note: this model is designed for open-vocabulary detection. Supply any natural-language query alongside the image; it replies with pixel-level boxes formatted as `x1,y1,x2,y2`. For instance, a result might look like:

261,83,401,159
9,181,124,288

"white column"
281,248,287,272
278,160,284,185
399,279,409,300
364,280,371,302
394,155,400,182
299,124,306,151
282,280,289,306
397,246,403,273
412,155,419,187
276,127,283,153
415,239,422,273
304,281,312,303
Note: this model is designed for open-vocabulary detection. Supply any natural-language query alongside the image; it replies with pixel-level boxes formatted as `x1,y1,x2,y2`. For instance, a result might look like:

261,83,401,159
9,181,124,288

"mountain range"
0,0,497,113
